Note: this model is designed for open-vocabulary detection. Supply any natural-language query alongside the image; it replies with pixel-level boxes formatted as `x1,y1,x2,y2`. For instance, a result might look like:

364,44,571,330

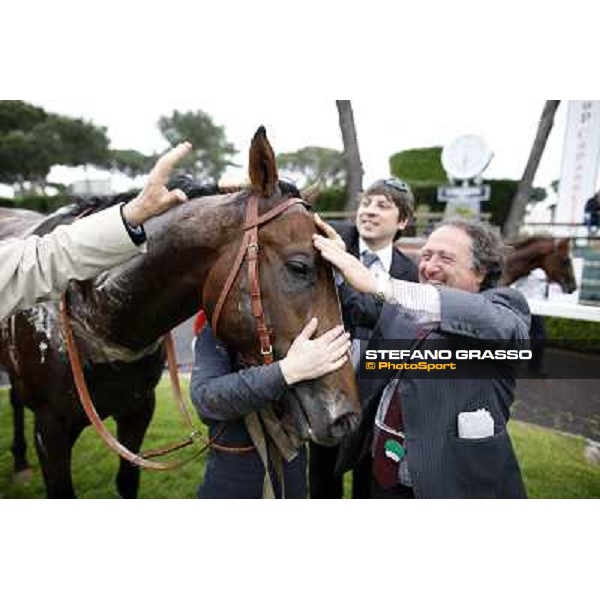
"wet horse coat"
0,128,360,498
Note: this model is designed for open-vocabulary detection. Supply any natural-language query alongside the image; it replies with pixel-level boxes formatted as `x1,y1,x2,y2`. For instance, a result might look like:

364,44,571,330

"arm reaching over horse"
0,142,192,320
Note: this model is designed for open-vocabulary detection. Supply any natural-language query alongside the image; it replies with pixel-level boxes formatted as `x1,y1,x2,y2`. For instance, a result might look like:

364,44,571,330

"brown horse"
501,236,577,292
0,127,360,498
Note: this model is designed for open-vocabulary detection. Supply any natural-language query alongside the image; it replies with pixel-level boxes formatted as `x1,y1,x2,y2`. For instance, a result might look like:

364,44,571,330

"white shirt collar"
358,239,393,273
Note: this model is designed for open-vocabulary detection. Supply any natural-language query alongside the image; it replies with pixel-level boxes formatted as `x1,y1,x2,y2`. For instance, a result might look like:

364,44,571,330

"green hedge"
0,194,72,213
314,186,348,213
389,147,446,186
394,178,517,229
545,317,600,354
389,147,521,228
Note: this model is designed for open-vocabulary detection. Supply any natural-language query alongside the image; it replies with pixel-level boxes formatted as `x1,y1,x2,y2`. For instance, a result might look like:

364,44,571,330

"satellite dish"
442,135,494,181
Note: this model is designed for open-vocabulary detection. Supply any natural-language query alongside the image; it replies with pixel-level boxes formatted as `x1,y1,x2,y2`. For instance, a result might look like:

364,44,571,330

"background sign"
556,100,600,234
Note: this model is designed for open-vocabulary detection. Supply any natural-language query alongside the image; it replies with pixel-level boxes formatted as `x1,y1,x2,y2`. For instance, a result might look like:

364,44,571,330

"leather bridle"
209,193,309,366
60,192,309,470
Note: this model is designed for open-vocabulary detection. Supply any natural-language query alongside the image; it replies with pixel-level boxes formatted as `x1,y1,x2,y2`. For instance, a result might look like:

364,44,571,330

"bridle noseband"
209,193,309,366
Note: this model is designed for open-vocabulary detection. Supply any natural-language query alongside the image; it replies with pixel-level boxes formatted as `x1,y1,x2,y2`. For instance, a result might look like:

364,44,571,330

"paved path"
513,348,600,441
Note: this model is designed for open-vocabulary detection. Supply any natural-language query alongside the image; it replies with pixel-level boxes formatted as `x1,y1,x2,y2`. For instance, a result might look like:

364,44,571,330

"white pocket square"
458,409,494,439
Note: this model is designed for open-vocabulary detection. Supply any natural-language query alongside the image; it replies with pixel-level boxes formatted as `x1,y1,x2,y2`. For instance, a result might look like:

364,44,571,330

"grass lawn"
0,378,205,499
1,377,598,499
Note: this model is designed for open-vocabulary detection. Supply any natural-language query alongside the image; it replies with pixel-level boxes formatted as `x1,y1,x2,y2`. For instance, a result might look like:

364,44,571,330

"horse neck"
70,195,247,351
504,239,550,285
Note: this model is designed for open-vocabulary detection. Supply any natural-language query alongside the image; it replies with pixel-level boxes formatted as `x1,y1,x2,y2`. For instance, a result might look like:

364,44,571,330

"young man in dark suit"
309,178,418,499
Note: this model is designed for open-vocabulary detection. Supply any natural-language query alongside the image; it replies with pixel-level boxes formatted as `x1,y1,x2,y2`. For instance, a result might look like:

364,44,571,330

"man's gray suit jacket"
335,286,531,499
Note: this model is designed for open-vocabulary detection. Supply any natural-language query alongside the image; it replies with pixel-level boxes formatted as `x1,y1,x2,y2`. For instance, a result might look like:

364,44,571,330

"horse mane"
30,178,227,237
31,192,140,236
30,171,302,238
507,234,554,250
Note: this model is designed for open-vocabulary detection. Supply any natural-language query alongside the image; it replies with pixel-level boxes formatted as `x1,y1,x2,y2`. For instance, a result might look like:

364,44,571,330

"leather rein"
60,193,308,470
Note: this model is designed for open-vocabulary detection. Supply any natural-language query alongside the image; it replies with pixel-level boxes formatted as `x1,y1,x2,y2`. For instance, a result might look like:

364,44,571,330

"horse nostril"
328,413,361,438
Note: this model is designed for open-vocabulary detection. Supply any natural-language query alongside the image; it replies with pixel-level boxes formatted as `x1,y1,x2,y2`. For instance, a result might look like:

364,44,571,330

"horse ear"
557,238,570,255
249,126,278,197
300,180,323,206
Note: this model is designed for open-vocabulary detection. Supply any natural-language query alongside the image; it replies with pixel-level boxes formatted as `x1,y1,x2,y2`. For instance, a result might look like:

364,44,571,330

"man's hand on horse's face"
122,142,193,227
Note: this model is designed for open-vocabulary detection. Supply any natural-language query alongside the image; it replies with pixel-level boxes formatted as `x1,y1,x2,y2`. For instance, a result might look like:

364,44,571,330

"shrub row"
0,194,72,213
545,316,600,354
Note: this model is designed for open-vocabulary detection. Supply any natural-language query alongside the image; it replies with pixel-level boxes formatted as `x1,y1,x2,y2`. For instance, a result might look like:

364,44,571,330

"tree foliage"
277,146,346,187
0,101,46,134
0,101,110,192
0,130,52,184
157,109,236,182
109,148,155,179
38,114,110,168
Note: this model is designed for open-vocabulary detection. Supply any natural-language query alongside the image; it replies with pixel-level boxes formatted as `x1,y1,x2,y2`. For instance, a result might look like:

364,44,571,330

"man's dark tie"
361,251,379,269
351,251,382,366
372,382,405,489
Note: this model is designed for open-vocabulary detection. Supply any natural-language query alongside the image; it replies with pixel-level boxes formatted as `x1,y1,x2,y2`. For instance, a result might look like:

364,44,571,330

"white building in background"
0,183,13,198
53,165,137,195
68,179,112,196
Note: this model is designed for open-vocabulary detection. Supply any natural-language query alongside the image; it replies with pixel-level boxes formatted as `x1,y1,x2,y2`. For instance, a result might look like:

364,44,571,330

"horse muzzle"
293,383,361,447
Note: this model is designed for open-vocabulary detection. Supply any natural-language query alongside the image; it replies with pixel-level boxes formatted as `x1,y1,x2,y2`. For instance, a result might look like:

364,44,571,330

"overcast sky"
17,98,574,193
4,2,599,197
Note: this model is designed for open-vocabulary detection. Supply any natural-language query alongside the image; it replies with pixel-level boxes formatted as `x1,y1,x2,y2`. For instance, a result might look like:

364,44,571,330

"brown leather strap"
164,331,195,430
243,197,306,230
205,193,311,463
60,297,216,470
210,195,307,360
245,196,273,362
210,228,252,335
164,329,255,455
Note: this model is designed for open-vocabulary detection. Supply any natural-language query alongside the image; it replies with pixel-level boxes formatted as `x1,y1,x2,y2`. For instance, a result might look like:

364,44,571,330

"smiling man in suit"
313,218,529,499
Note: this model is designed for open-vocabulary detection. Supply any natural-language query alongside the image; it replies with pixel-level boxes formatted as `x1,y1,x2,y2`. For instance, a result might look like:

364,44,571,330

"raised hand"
313,234,378,294
313,213,346,251
122,142,193,226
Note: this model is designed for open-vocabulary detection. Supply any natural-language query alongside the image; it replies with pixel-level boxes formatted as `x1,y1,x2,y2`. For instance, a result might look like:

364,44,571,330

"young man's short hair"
362,178,415,222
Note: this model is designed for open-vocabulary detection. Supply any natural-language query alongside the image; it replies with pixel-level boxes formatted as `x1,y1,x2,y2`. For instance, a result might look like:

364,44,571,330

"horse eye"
287,260,310,277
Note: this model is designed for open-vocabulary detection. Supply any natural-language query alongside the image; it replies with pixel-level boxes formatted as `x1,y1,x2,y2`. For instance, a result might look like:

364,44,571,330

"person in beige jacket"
0,142,192,321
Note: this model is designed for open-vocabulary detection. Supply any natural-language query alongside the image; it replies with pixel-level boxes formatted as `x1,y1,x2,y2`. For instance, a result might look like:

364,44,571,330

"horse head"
63,127,360,447
198,126,360,446
539,238,577,294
